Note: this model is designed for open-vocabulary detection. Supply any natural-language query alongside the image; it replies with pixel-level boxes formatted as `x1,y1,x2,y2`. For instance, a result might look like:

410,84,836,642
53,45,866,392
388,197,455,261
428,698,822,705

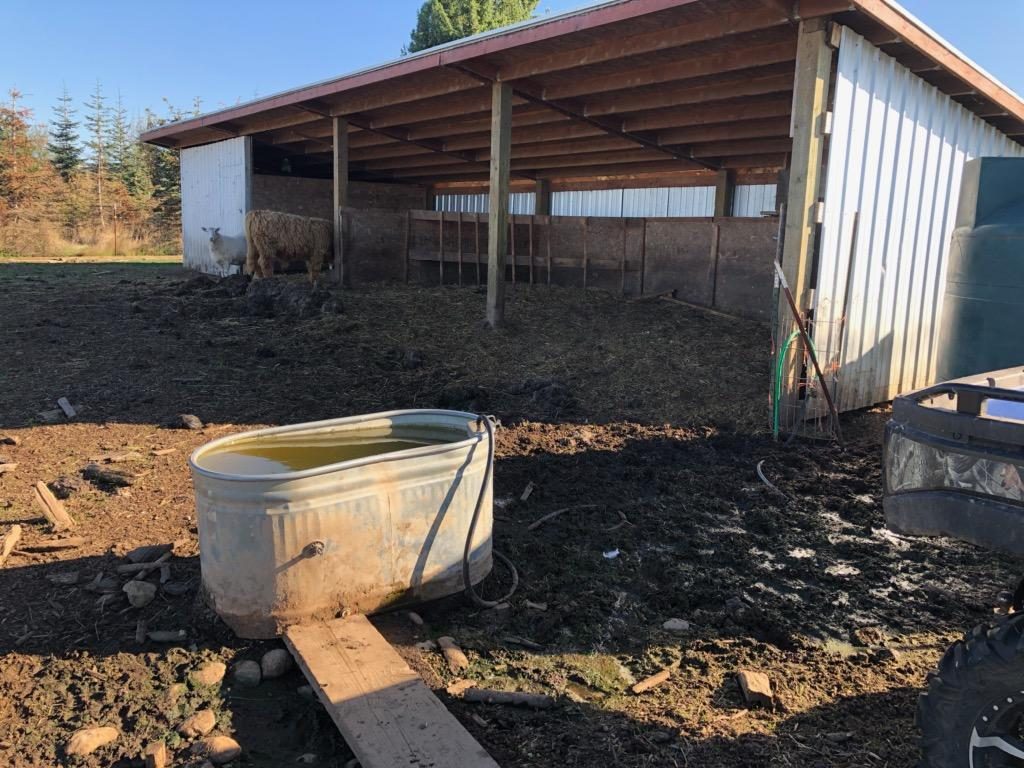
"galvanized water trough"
189,409,493,639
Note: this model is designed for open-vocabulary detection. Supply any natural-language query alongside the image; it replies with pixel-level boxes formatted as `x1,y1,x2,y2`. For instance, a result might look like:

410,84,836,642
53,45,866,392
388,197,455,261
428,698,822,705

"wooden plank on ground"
285,616,501,768
33,481,75,532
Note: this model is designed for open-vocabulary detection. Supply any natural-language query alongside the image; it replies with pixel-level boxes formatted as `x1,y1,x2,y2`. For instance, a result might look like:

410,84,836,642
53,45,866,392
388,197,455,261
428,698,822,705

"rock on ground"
662,618,691,632
737,669,774,707
142,740,168,768
233,660,262,687
48,475,84,499
260,648,293,679
66,726,119,756
192,735,242,765
123,580,158,608
191,660,227,687
179,708,217,738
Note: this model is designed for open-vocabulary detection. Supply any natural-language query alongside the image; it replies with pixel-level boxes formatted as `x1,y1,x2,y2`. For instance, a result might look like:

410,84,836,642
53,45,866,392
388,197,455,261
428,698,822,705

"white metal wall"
432,185,768,217
180,137,251,275
815,28,1024,411
733,184,777,217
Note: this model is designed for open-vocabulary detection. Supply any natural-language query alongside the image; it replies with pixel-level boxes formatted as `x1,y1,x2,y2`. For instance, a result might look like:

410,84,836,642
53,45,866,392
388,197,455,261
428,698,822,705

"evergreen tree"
47,85,81,181
83,79,108,224
108,91,131,182
405,0,539,54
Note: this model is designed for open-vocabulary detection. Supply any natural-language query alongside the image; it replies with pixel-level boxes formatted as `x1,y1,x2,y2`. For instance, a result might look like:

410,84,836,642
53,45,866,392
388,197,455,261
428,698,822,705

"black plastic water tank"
935,157,1024,381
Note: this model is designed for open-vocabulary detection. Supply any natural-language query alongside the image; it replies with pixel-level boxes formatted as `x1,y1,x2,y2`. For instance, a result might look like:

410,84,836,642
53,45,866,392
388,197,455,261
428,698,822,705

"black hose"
463,415,520,608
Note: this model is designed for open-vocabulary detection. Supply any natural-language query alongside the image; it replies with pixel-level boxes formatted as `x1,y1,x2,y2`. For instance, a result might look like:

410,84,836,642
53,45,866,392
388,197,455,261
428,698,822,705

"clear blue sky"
2,0,1022,127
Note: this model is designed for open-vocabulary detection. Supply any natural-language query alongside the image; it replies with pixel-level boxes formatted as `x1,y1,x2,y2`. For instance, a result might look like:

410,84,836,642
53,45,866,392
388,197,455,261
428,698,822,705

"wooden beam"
487,83,512,328
453,64,720,171
584,68,795,116
656,116,794,145
332,117,349,286
624,95,793,132
690,137,793,157
498,6,795,81
535,179,552,216
543,37,797,100
777,18,834,427
714,169,735,217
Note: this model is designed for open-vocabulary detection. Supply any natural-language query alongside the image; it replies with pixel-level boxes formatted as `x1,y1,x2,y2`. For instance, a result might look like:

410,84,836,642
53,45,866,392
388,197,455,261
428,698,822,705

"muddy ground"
0,260,1017,767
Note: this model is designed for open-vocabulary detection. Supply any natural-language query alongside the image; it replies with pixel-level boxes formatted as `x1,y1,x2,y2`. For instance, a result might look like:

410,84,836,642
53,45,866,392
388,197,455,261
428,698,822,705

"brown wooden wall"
342,209,778,321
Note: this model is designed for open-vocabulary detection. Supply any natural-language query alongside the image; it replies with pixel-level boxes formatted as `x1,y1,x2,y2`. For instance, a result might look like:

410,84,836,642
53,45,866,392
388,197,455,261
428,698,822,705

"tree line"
0,84,192,257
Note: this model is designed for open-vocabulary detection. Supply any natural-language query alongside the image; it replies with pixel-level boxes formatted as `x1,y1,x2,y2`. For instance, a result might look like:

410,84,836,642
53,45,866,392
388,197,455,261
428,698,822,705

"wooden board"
285,617,500,768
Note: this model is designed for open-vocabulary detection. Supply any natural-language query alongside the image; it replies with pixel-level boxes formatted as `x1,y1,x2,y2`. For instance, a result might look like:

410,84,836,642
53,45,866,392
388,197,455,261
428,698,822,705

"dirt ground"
0,259,1017,768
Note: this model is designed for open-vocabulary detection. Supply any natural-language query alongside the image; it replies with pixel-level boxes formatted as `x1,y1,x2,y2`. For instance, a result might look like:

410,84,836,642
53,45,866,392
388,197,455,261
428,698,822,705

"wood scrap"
0,525,22,567
500,635,544,651
462,688,555,709
0,463,17,474
125,543,172,564
57,397,77,419
32,481,75,531
438,636,470,673
151,448,177,456
520,481,535,502
631,668,671,694
132,551,172,581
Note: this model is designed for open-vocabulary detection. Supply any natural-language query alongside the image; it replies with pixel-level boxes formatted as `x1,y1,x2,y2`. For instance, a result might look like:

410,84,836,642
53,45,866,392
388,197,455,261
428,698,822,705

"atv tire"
919,612,1024,767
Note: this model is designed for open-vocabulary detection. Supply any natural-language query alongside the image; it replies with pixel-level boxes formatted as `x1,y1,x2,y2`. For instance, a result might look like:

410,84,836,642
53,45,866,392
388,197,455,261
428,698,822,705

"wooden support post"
332,117,349,286
438,211,445,285
474,213,481,286
714,169,735,218
528,216,534,284
486,83,512,328
535,179,552,216
546,217,552,285
509,216,516,285
709,222,721,308
582,217,589,290
777,18,835,429
457,212,463,286
620,219,628,297
640,219,648,295
403,211,411,284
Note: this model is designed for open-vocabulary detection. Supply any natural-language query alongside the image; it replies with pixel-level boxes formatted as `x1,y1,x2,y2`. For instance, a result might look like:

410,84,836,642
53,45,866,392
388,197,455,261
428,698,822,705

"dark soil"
0,260,1016,768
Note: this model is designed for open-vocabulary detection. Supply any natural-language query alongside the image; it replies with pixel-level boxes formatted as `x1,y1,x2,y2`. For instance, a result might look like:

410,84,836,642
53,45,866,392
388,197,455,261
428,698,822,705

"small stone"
415,640,438,652
174,414,204,430
0,436,20,446
662,618,691,632
737,669,774,707
66,726,119,756
407,611,424,626
192,735,242,764
296,754,318,764
45,571,80,586
261,648,293,679
871,647,900,663
648,731,674,744
148,629,187,643
179,708,217,737
233,659,262,687
164,683,187,705
123,580,158,608
296,685,315,700
191,661,227,687
143,740,168,768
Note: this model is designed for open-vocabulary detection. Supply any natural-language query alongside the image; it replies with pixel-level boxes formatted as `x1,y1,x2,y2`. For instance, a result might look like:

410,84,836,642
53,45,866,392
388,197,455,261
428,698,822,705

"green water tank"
936,157,1024,382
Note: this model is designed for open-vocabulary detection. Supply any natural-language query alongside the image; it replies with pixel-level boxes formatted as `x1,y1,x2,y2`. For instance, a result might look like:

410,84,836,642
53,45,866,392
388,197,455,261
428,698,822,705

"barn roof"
140,0,1024,187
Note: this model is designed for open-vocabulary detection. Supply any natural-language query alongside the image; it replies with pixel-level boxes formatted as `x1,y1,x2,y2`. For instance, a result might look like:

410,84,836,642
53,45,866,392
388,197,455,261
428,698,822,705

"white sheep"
201,226,247,275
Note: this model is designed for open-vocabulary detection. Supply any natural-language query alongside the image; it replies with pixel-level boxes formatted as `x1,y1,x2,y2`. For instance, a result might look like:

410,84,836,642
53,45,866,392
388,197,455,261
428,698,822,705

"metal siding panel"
434,193,534,213
733,185,777,217
180,137,250,275
667,186,715,216
816,27,1024,412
